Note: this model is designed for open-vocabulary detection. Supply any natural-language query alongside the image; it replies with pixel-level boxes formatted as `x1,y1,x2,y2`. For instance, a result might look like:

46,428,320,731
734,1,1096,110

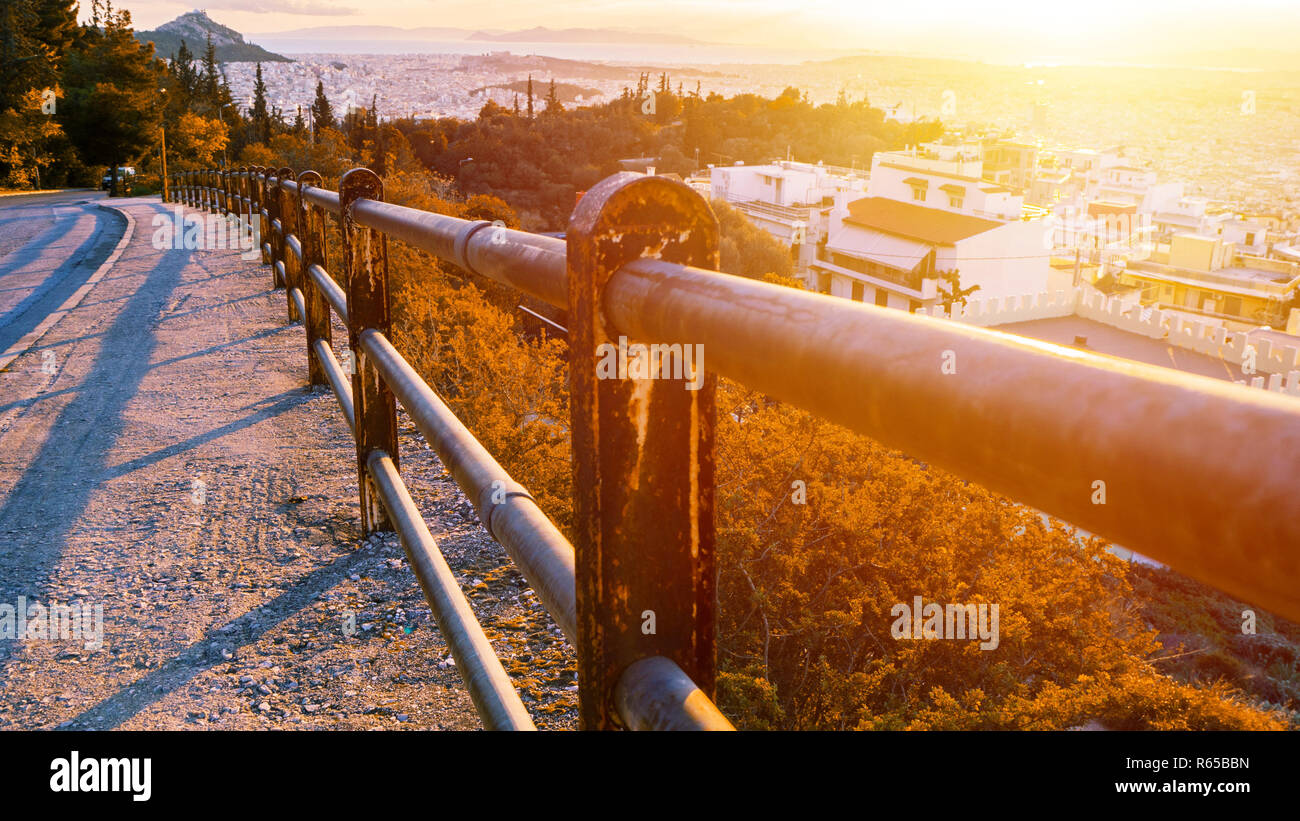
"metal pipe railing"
312,339,355,432
307,264,349,326
366,451,537,731
615,656,735,731
359,328,578,642
341,179,1300,622
601,260,1300,621
188,163,1300,732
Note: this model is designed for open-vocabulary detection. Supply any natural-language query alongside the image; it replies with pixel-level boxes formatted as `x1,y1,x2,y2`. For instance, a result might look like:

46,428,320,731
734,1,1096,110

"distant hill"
136,10,291,63
258,24,479,41
468,26,707,45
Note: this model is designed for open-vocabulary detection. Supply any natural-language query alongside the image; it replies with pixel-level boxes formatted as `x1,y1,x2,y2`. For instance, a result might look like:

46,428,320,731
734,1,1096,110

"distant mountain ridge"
258,23,707,46
468,26,707,45
136,10,291,63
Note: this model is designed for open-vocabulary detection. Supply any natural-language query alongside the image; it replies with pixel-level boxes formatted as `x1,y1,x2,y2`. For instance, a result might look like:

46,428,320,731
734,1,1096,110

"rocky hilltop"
136,10,291,63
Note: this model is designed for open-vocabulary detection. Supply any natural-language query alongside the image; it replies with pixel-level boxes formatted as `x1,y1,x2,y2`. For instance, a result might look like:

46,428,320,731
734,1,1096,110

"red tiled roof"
843,197,1002,245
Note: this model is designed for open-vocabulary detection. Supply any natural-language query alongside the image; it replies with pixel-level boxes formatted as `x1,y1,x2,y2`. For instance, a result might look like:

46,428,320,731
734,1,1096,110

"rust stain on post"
340,167,397,534
278,168,300,321
567,172,719,730
298,170,331,386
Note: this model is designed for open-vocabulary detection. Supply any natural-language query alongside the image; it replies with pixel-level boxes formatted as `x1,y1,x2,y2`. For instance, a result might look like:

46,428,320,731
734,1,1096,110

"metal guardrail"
170,165,733,731
170,162,1300,730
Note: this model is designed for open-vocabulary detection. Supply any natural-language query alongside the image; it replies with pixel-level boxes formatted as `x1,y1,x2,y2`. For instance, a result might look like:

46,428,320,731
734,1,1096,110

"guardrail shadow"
0,212,192,693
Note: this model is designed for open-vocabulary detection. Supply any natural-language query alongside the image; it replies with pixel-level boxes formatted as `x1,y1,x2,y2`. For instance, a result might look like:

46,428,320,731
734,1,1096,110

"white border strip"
0,202,136,372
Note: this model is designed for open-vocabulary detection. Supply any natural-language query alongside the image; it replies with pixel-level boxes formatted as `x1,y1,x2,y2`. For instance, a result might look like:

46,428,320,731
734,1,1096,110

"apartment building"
809,196,1056,310
1120,233,1300,328
709,160,867,281
867,146,1024,221
1088,164,1184,214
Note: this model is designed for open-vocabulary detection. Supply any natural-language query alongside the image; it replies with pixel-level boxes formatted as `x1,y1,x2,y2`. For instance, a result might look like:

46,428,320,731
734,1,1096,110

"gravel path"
0,195,576,730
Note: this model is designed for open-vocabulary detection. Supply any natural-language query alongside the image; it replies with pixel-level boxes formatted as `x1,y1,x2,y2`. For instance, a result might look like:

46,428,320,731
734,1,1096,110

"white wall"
944,219,1053,300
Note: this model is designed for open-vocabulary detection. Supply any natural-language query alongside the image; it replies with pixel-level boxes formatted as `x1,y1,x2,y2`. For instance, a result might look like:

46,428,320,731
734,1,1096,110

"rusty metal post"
340,167,397,534
566,172,720,730
241,167,254,261
297,171,331,386
266,169,283,285
250,167,264,265
253,167,269,267
278,168,300,320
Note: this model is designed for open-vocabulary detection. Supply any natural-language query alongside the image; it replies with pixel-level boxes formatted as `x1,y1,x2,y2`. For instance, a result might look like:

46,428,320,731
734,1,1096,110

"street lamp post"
159,87,169,202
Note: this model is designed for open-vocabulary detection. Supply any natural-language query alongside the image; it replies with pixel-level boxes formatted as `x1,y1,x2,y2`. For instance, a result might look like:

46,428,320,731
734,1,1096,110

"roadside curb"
0,201,136,372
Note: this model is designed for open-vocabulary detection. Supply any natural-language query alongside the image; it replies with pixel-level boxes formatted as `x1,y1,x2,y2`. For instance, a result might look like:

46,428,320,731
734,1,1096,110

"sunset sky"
117,0,1300,62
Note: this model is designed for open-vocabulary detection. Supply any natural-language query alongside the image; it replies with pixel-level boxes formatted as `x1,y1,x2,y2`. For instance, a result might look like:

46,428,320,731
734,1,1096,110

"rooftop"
994,315,1248,382
843,197,1002,245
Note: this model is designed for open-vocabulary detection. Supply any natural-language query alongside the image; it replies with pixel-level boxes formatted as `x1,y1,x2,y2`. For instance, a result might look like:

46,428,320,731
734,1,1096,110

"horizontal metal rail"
307,264,349,326
366,450,537,730
311,339,354,432
359,328,578,642
351,199,567,309
615,656,736,731
603,261,1300,620
289,287,306,326
343,188,1300,622
182,163,1300,730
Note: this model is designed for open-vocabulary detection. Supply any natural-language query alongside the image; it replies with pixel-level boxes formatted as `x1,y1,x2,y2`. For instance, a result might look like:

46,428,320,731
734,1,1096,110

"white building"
809,196,1058,310
709,160,867,280
866,147,1025,222
1088,165,1184,214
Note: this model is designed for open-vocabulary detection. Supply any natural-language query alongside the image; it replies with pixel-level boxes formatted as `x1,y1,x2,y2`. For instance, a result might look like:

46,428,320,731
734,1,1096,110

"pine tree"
199,34,220,113
545,78,559,114
171,40,198,109
59,3,163,193
310,79,333,140
250,62,271,144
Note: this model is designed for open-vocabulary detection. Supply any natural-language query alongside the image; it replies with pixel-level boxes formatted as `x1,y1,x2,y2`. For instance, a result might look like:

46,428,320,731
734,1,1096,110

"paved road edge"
0,202,137,372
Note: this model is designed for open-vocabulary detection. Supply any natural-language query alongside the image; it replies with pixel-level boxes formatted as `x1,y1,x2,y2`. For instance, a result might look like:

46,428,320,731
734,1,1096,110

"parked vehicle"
100,166,136,192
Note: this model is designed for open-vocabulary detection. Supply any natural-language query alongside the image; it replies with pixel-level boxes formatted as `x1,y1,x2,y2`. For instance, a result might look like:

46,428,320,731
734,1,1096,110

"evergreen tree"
170,40,198,110
199,34,220,113
545,78,560,114
59,3,163,193
250,62,271,144
525,74,533,119
310,79,333,140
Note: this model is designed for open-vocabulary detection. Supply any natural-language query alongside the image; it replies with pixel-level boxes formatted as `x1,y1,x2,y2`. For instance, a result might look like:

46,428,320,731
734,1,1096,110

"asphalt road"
0,190,122,358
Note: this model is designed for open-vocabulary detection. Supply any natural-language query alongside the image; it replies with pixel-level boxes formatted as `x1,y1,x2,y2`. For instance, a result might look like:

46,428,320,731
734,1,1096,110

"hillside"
136,10,291,63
